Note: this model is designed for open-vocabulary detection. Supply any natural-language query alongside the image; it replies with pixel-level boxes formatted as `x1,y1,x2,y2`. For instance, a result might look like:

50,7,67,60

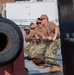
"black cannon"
58,0,74,75
0,18,24,66
0,18,26,75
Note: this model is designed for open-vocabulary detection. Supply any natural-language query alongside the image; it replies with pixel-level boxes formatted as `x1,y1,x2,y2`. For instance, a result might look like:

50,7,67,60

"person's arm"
52,26,59,41
25,37,29,42
25,34,30,42
46,26,59,41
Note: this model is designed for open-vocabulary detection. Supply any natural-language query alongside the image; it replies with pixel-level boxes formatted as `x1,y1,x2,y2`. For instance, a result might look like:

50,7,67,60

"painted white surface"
6,0,59,25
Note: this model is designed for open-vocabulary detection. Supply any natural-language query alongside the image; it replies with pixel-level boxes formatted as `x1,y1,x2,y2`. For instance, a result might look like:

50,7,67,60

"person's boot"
48,66,63,73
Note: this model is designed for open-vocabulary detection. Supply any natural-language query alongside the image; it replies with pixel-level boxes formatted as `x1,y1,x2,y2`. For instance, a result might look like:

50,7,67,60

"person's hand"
52,37,56,41
42,36,46,40
35,35,39,39
47,36,53,40
38,32,43,36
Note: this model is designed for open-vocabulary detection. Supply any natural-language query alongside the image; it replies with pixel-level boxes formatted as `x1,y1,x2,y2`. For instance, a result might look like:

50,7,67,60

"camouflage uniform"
24,27,36,56
38,14,62,72
29,42,46,57
29,20,47,58
24,42,33,56
42,22,61,64
45,38,61,63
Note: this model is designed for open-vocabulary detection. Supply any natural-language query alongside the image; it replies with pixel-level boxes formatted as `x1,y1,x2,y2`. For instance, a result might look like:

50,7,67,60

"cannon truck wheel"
0,18,23,66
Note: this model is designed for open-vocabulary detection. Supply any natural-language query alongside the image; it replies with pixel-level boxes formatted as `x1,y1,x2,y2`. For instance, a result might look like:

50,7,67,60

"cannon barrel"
0,18,24,66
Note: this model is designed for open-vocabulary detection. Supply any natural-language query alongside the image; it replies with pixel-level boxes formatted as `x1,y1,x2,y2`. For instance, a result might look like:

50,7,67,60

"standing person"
39,14,62,72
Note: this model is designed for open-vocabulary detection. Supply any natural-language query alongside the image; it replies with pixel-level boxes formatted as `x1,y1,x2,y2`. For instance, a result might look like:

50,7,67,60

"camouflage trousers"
29,43,46,58
45,38,61,64
24,43,34,56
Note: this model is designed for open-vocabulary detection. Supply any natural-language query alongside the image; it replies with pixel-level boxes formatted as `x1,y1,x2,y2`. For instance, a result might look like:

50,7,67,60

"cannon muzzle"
0,18,23,66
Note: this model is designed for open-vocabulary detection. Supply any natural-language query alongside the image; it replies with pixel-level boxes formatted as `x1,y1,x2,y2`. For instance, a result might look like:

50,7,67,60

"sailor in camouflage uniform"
29,18,46,58
24,27,37,56
39,14,62,72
